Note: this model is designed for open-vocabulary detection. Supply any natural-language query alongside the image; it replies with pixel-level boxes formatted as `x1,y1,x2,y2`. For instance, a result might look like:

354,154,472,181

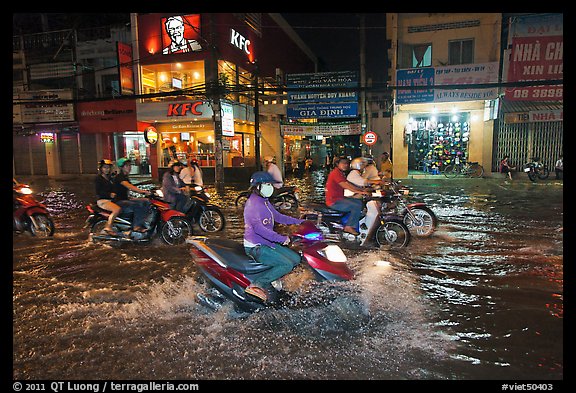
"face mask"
259,183,274,198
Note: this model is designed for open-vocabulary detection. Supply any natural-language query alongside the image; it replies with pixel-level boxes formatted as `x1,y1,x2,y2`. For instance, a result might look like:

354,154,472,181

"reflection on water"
13,174,562,380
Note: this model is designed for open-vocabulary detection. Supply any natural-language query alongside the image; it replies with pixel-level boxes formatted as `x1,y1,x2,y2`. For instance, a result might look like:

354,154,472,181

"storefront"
392,63,500,178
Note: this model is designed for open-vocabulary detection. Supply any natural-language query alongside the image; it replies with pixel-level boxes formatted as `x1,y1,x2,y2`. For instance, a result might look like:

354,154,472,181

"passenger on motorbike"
346,157,387,237
326,156,372,236
243,171,304,303
94,159,121,235
162,159,191,212
113,158,152,233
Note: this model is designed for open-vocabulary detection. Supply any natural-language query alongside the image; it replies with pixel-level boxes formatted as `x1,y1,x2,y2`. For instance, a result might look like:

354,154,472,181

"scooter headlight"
18,186,33,195
194,186,203,192
318,244,347,263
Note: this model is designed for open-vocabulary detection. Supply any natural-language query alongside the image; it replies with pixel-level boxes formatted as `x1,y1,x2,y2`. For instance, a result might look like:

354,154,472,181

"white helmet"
350,157,367,171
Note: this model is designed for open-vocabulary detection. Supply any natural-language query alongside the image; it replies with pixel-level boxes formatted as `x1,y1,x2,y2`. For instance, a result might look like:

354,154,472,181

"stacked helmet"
350,157,367,171
169,159,183,168
116,157,131,168
249,171,279,187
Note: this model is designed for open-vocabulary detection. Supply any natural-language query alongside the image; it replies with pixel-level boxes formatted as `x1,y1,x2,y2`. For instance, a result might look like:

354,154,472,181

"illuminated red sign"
161,15,202,55
166,102,203,117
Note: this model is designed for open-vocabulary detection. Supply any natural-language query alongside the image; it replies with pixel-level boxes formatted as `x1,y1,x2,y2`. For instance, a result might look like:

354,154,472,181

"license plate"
524,168,531,172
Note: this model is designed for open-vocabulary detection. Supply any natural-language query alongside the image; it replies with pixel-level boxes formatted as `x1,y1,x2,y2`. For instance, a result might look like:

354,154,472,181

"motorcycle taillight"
86,205,95,213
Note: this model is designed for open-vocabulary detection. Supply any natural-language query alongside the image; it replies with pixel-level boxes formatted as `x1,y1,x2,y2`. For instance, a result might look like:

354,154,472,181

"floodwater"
12,172,563,381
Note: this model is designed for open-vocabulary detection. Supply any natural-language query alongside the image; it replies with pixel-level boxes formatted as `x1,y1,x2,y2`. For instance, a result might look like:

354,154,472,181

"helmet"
263,155,274,163
365,156,374,165
189,159,199,167
98,159,113,168
116,157,131,168
250,171,279,187
169,159,183,168
350,157,367,171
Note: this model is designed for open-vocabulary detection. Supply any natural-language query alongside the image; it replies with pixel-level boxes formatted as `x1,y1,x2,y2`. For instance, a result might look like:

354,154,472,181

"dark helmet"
249,171,279,187
98,158,113,168
169,159,183,168
116,157,131,168
189,159,199,167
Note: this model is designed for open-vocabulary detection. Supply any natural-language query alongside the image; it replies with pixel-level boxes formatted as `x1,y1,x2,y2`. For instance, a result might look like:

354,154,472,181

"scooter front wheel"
198,207,225,232
375,220,411,248
161,217,192,245
403,207,437,237
30,213,55,237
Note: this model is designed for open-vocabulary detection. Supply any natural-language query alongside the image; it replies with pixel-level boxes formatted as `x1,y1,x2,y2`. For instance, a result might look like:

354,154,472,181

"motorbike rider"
362,156,380,181
94,159,122,235
113,157,152,233
325,156,372,236
162,159,191,212
263,155,284,189
346,157,387,240
243,171,304,303
188,159,204,187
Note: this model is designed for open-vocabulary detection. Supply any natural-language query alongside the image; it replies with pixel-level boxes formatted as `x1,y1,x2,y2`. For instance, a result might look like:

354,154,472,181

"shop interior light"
452,115,459,122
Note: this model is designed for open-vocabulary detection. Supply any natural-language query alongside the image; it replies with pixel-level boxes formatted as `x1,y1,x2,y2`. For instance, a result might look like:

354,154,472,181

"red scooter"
13,179,55,237
85,189,192,246
187,221,354,312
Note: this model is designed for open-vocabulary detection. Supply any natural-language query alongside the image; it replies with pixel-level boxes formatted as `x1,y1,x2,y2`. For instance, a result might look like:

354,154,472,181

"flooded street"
12,172,563,380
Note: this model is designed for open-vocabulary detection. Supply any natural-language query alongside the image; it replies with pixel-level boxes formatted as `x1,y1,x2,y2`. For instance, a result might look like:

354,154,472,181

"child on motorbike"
243,171,304,303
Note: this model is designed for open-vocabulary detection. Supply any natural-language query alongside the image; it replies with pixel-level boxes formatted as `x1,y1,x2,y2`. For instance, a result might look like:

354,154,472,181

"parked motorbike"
380,181,438,237
300,191,411,248
235,185,300,214
13,180,55,237
85,193,192,246
187,221,354,312
156,184,225,233
523,157,550,182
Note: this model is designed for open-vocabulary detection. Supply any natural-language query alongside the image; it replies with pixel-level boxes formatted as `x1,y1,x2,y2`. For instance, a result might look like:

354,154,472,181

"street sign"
363,131,377,145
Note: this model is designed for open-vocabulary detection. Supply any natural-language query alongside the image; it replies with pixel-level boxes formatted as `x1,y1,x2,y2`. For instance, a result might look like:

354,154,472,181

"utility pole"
359,14,369,155
207,14,225,191
253,61,261,170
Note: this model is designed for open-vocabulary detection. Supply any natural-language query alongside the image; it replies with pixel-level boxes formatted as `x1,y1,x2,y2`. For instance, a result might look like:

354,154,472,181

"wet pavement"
12,172,563,381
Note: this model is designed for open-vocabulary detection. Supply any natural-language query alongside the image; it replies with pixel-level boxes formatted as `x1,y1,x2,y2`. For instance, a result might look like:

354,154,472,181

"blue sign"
287,103,358,119
396,68,434,104
288,91,358,104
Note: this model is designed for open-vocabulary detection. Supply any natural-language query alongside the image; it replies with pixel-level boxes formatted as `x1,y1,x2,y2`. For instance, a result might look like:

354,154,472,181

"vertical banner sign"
221,102,235,137
505,14,563,101
117,42,134,95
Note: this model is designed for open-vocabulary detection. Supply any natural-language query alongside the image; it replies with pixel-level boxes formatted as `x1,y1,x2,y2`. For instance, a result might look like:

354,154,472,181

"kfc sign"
230,29,251,55
167,101,203,117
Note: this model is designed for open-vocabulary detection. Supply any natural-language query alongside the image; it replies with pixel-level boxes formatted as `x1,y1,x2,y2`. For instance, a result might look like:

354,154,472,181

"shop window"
448,39,474,65
406,113,470,173
140,61,205,101
401,43,432,68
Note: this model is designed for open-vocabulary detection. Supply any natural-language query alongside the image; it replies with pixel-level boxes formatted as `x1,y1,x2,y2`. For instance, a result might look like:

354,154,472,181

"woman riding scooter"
243,171,304,303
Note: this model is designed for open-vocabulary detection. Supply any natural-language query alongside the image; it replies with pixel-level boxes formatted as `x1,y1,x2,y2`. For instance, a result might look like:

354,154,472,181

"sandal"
133,226,147,233
101,228,117,235
343,226,360,236
245,285,268,303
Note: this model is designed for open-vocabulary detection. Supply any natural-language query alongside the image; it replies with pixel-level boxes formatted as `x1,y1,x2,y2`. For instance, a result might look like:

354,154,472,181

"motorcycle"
187,221,354,312
380,181,438,237
300,191,411,248
523,157,550,182
85,192,192,246
235,185,300,214
13,180,55,237
156,184,225,233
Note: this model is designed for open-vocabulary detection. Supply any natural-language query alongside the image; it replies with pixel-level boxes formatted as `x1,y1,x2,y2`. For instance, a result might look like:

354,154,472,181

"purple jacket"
244,192,303,247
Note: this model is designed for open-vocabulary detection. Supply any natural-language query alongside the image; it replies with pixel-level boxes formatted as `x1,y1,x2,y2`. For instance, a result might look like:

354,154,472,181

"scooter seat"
307,203,346,217
205,239,270,274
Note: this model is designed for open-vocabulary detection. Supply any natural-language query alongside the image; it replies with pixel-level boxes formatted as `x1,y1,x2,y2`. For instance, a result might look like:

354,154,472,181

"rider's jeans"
116,199,150,228
329,197,363,228
245,244,301,288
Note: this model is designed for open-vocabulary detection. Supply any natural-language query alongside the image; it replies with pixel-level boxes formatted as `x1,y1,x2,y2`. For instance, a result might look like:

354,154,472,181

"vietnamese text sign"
288,91,358,104
287,71,358,89
396,68,434,104
221,102,234,137
505,13,563,101
287,103,358,119
281,122,362,136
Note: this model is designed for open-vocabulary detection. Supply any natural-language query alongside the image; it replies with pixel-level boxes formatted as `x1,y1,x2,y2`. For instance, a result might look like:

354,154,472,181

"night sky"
281,13,388,84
